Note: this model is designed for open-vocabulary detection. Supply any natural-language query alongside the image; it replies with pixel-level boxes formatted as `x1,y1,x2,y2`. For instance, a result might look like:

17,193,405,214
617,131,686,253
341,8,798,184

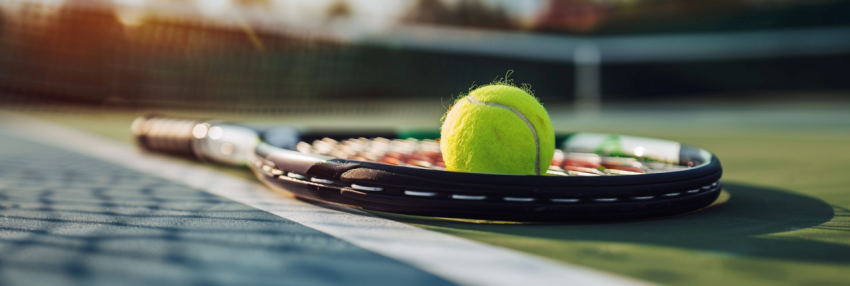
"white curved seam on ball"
466,96,540,175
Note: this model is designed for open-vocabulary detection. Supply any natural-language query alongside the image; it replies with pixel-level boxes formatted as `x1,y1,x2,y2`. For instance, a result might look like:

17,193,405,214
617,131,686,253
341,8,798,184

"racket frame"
252,140,722,222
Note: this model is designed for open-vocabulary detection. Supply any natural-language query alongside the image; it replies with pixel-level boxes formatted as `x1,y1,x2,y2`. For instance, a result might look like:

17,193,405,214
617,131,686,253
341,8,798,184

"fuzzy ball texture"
440,84,554,175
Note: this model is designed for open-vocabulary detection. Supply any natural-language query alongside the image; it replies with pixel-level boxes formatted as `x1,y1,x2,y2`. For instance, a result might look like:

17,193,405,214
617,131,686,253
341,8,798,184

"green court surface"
10,104,850,286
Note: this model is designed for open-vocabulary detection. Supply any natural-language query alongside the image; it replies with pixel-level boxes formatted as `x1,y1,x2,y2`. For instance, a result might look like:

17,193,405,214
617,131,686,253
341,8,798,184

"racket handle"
131,114,204,158
131,114,258,166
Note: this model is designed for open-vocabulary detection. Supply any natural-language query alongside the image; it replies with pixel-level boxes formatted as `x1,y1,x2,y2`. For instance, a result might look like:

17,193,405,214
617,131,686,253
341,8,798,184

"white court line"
0,113,653,286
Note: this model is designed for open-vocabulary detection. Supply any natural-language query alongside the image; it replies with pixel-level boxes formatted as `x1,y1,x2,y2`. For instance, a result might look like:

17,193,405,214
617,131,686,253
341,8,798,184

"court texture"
0,102,848,286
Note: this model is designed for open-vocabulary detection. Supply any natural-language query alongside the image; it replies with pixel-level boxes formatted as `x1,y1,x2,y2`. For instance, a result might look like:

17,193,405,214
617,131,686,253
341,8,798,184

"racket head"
251,132,722,222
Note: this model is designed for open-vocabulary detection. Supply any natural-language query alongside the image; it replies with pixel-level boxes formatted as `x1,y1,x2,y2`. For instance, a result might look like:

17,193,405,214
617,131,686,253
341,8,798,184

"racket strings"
294,137,691,176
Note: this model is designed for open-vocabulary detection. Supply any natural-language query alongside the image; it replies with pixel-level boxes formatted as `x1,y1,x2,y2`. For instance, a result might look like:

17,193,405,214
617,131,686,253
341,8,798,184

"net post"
573,42,601,116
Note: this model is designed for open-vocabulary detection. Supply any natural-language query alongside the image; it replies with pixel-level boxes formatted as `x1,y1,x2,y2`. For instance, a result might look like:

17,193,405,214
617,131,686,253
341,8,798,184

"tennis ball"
440,84,554,175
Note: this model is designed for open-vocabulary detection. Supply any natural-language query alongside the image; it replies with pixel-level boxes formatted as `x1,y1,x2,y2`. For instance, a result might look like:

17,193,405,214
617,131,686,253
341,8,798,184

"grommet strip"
351,184,383,192
551,198,580,203
405,190,437,197
287,173,307,180
452,194,486,200
311,177,334,184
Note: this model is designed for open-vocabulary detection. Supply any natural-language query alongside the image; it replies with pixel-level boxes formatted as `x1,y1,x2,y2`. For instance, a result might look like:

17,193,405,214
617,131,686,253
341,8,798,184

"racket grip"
131,114,259,165
131,114,204,158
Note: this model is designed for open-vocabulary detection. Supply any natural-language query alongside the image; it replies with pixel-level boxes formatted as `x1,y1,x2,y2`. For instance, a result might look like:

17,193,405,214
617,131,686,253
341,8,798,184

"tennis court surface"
0,129,454,286
1,105,849,286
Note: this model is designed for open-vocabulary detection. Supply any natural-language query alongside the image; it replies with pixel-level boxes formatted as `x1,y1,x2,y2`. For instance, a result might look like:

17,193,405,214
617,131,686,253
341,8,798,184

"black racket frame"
251,138,722,222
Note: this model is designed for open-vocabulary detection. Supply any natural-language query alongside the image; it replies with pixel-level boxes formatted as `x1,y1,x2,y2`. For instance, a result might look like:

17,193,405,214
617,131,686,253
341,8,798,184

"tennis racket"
132,114,722,222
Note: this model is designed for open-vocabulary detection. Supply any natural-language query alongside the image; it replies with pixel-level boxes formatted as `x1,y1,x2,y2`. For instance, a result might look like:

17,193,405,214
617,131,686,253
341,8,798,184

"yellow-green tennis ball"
441,84,554,175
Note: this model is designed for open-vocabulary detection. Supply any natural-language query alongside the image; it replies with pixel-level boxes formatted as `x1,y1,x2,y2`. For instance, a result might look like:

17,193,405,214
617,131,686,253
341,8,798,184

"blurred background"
0,0,848,117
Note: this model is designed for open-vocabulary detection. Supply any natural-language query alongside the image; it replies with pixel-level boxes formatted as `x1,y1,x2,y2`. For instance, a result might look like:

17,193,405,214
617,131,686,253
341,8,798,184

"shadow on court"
391,182,848,264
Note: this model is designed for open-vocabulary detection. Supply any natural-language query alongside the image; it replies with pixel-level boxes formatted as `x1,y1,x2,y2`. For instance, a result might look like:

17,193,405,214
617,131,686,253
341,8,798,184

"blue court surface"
0,133,457,286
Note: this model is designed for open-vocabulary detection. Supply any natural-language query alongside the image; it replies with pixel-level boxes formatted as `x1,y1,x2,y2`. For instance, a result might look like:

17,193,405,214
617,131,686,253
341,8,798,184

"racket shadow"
387,182,848,264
